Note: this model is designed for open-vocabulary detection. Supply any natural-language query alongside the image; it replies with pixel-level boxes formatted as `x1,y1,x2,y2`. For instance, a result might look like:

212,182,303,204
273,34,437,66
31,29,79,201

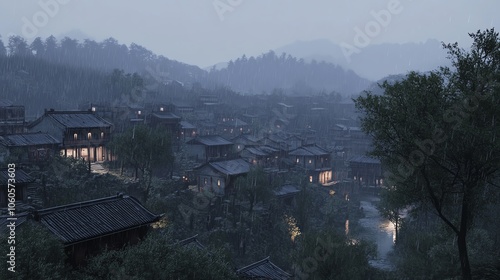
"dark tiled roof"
232,134,261,144
187,135,233,146
244,146,279,157
151,112,181,120
35,194,159,245
208,159,250,176
349,155,380,164
237,256,292,279
245,147,267,156
180,121,196,129
273,185,300,198
45,111,112,128
222,118,248,127
0,169,33,185
0,132,61,147
177,234,206,251
288,145,329,156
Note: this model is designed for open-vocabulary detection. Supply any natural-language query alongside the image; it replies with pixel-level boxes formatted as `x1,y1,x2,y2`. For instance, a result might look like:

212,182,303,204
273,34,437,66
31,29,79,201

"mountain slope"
275,39,450,80
205,51,371,95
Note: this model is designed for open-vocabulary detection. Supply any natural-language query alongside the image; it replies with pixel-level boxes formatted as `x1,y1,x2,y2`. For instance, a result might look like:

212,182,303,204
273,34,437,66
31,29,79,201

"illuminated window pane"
73,133,78,140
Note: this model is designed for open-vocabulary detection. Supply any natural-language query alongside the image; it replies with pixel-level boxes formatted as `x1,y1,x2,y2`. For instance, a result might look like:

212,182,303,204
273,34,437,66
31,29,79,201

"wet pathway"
355,194,396,271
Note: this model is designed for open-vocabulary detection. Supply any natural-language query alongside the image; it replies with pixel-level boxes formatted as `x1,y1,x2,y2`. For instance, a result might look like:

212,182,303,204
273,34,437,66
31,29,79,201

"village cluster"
0,94,382,277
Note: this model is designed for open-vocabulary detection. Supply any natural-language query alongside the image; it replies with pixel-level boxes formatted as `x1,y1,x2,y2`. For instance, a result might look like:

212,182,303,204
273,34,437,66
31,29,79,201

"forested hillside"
0,35,370,103
205,51,371,95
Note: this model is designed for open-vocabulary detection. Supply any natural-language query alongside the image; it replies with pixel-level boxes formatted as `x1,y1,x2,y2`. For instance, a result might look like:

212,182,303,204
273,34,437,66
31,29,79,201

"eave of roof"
36,194,159,245
237,256,292,279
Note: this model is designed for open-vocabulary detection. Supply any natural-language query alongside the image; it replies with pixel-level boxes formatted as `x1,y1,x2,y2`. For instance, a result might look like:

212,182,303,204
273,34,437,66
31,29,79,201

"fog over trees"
0,27,499,280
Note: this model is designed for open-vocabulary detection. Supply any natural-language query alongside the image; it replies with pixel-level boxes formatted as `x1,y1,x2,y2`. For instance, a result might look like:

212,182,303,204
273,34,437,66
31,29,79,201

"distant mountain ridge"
1,34,371,96
204,51,372,95
274,39,451,80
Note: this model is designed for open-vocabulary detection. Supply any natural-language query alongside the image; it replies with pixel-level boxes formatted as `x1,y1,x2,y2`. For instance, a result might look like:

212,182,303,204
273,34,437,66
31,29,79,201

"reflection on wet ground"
355,195,396,271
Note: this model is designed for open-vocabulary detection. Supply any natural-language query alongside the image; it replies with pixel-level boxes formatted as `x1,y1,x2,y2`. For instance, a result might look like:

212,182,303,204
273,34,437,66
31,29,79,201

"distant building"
219,118,251,136
288,145,333,185
193,158,250,195
232,134,261,153
28,110,113,162
180,120,197,140
186,135,233,162
240,146,279,168
348,155,383,187
0,132,60,163
147,112,181,137
0,100,25,135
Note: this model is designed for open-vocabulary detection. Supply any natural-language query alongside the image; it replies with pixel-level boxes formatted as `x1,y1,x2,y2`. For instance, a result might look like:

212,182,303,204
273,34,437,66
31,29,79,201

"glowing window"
309,176,313,183
137,110,142,115
296,158,300,163
91,107,96,112
73,133,78,140
88,132,92,139
217,179,221,187
101,132,104,138
160,107,164,112
308,159,312,164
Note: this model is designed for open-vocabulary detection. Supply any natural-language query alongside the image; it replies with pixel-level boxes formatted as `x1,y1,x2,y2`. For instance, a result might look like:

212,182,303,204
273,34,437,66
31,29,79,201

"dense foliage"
355,29,500,279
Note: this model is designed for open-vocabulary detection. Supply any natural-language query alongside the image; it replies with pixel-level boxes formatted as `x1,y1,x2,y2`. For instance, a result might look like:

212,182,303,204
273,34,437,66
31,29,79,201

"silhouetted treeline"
1,35,206,86
1,35,370,97
205,51,371,95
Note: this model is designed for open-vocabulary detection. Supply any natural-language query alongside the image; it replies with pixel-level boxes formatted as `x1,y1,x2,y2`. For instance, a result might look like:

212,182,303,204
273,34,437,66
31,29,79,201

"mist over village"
0,1,499,279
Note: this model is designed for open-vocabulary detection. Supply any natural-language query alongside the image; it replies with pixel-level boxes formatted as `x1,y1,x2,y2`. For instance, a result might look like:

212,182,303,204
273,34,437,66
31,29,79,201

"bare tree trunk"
458,200,472,280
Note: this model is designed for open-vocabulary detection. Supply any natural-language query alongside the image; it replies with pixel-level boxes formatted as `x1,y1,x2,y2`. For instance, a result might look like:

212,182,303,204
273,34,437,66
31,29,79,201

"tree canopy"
354,28,500,279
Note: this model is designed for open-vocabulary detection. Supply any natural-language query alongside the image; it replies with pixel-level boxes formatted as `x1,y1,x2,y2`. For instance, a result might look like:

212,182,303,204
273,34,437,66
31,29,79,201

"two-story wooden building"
348,155,383,187
288,145,332,185
28,110,113,162
186,135,233,163
0,100,25,135
193,158,250,195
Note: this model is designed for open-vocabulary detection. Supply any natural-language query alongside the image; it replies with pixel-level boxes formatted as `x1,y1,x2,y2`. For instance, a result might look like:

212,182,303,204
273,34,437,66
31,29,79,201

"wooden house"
288,145,333,185
147,112,181,136
28,110,113,162
0,132,60,163
193,158,250,195
180,120,197,140
34,193,160,265
348,155,383,187
231,134,261,153
0,100,25,135
240,146,279,168
186,135,233,162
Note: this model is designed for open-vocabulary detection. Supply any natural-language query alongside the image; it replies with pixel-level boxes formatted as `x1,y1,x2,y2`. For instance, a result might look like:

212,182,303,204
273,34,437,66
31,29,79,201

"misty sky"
0,0,498,68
